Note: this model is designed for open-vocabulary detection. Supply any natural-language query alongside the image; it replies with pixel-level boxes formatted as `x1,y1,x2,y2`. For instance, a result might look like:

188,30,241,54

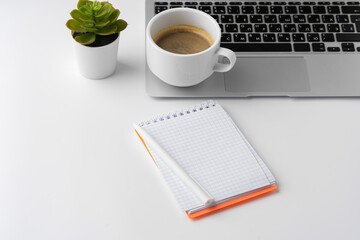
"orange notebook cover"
134,101,277,219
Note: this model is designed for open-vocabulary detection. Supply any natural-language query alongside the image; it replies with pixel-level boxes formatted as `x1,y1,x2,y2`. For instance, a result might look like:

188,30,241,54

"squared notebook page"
138,101,275,211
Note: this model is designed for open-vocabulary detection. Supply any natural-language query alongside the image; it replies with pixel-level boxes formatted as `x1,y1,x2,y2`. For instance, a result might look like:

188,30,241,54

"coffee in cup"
153,24,214,54
146,8,236,87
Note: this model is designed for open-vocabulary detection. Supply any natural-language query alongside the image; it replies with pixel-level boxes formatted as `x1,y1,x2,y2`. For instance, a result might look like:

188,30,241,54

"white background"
1,0,360,239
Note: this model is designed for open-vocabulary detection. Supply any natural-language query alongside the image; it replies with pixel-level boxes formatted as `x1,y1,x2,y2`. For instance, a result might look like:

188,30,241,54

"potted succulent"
66,0,127,79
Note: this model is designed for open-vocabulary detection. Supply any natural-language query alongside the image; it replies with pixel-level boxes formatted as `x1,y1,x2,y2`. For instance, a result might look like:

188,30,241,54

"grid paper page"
139,101,275,211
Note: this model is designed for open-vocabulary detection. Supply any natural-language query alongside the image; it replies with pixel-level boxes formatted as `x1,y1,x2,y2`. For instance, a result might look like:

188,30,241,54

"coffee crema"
153,24,214,54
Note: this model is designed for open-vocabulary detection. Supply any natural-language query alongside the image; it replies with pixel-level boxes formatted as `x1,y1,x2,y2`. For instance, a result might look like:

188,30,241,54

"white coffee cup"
146,8,236,87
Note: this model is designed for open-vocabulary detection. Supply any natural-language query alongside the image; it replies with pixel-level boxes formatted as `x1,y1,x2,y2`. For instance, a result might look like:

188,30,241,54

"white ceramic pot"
73,35,120,79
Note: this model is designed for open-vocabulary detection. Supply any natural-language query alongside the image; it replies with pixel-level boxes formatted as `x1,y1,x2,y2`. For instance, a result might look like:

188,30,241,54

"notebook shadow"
189,189,279,221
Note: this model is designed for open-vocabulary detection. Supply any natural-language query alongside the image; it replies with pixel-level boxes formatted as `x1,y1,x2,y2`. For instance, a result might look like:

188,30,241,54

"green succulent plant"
66,0,127,45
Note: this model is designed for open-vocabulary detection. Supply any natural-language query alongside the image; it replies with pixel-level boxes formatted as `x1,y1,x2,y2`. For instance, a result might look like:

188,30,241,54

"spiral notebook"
134,101,277,219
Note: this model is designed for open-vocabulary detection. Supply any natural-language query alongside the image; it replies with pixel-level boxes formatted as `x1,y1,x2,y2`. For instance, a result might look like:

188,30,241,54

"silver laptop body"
145,0,360,97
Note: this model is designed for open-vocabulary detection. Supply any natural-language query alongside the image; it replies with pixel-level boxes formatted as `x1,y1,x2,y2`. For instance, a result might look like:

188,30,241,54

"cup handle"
213,47,237,73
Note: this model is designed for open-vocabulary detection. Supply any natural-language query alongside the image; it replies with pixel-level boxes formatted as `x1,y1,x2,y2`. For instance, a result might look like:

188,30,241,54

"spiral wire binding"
138,100,217,127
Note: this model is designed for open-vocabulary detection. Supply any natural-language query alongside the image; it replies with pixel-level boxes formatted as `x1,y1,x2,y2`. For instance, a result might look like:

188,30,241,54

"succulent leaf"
95,3,112,18
107,9,120,25
79,5,92,16
67,0,127,45
95,20,110,28
66,19,87,32
70,9,93,23
75,32,96,45
77,0,89,9
95,8,114,22
79,24,98,32
95,24,117,35
114,19,128,33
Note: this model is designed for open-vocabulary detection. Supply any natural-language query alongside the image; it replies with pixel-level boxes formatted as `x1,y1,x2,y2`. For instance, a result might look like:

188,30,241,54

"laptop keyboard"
154,1,360,52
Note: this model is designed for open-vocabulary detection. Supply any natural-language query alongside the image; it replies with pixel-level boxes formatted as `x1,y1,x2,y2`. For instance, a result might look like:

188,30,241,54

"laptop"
145,0,360,97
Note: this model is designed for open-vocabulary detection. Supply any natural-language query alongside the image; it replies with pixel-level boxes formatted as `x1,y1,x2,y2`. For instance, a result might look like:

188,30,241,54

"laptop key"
219,24,224,32
155,6,168,13
244,2,257,5
270,6,283,14
229,2,242,5
213,6,225,14
298,24,312,32
293,15,306,23
336,33,360,41
236,15,248,23
327,6,340,13
312,43,326,51
289,2,301,5
155,2,168,5
265,15,278,23
256,6,269,14
285,6,297,14
227,6,240,14
240,24,253,32
337,15,349,23
342,24,355,32
221,15,234,23
215,2,227,5
333,2,345,5
233,33,247,42
307,33,320,41
322,15,335,23
313,24,326,32
313,6,326,14
299,6,312,14
221,33,232,42
348,1,360,5
292,33,306,42
308,15,321,23
242,6,255,14
255,24,267,32
211,15,220,22
250,15,263,23
199,6,212,13
322,33,335,41
274,2,286,5
350,15,360,22
342,6,360,13
279,15,292,23
200,2,213,5
269,24,282,32
185,2,198,5
341,43,355,51
248,33,262,42
327,24,340,32
184,6,197,9
284,24,297,32
350,15,360,31
294,43,311,52
263,33,276,42
170,2,183,5
259,2,272,5
225,24,238,32
278,33,291,42
327,47,341,51
220,43,292,52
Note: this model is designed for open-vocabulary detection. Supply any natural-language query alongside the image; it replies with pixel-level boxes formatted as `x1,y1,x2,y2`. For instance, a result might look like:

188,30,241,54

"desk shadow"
97,59,140,81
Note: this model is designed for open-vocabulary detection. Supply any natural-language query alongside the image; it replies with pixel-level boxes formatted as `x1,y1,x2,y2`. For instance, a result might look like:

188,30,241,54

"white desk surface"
1,0,360,239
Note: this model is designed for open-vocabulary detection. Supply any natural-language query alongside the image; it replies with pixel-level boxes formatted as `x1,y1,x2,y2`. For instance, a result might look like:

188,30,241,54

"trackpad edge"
224,57,310,93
